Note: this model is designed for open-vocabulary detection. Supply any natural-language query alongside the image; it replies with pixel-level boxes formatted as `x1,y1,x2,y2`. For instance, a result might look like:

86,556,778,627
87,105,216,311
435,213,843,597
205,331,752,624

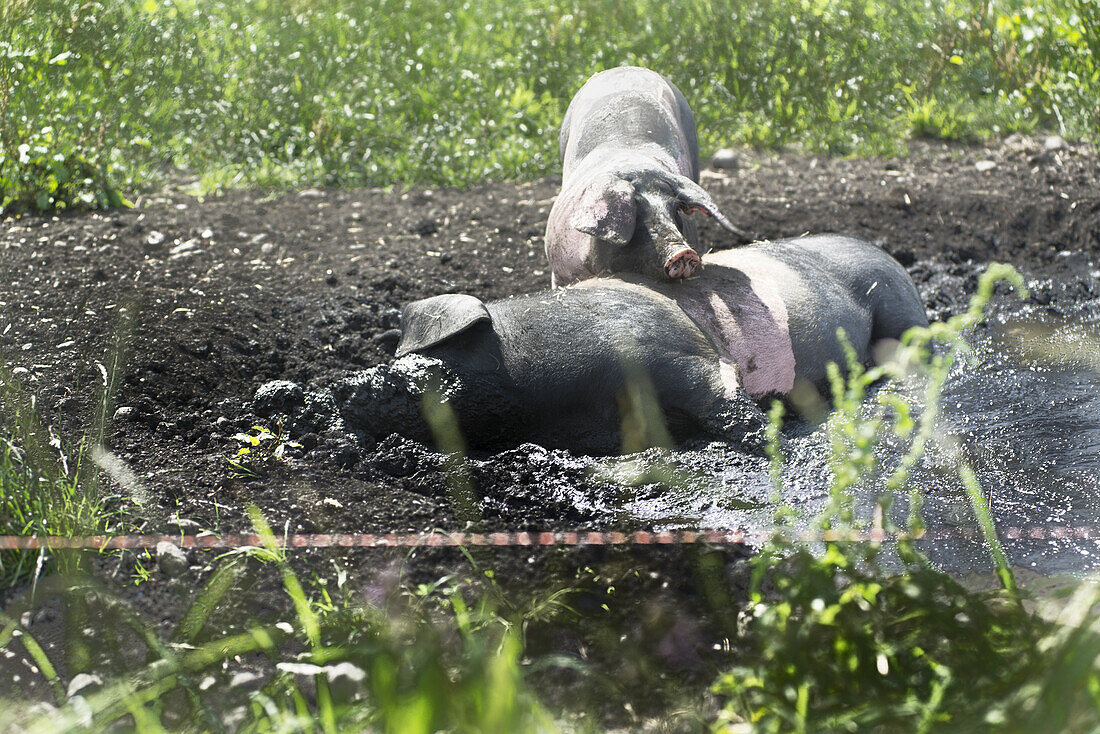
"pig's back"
664,248,801,398
696,236,924,388
488,280,718,394
560,67,698,175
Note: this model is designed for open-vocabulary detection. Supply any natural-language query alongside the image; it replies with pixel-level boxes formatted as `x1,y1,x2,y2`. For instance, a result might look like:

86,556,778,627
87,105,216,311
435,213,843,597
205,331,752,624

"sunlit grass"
1,0,1096,214
0,368,105,586
0,305,135,587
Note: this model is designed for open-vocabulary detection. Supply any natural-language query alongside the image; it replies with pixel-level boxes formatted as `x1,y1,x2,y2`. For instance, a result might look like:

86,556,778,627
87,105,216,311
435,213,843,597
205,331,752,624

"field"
3,0,1100,731
2,0,1097,212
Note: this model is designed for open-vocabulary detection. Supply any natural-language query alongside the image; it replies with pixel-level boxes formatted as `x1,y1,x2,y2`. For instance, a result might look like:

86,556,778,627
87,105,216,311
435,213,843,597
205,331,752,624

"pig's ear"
396,294,491,357
569,175,636,245
672,176,749,240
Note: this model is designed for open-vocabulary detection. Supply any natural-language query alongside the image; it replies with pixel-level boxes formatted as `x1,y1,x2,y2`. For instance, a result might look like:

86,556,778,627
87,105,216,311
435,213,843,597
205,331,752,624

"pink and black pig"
545,66,746,287
312,236,927,455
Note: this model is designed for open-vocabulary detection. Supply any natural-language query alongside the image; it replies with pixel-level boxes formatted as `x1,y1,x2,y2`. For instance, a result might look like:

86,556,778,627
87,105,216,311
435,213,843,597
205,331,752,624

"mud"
1,136,1099,714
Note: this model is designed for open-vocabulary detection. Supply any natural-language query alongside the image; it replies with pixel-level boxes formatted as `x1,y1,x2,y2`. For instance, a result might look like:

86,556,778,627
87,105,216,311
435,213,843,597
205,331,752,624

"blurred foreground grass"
1,0,1097,213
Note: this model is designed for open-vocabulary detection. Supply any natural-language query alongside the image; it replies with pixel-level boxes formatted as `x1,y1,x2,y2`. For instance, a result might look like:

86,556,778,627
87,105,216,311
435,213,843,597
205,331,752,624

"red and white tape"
0,525,1098,551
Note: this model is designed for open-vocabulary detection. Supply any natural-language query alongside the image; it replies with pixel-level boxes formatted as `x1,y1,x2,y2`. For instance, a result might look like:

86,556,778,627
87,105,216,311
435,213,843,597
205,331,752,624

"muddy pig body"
546,66,744,287
325,235,926,454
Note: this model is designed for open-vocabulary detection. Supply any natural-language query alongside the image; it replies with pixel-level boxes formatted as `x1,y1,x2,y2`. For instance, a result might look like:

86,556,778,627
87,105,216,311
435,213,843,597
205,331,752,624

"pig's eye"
653,179,675,196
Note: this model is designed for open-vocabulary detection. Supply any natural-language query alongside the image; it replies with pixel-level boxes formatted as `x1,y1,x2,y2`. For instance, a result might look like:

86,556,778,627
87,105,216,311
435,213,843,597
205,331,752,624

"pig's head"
330,354,454,446
336,294,519,448
567,167,741,281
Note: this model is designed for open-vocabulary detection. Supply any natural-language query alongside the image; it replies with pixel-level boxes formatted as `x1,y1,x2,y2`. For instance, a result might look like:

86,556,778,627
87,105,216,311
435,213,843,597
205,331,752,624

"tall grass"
1,512,558,732
0,305,134,587
1,0,1096,213
0,368,103,587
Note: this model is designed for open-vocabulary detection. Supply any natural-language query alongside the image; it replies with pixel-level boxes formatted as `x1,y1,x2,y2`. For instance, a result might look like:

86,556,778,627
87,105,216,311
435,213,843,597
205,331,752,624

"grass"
0,306,134,587
0,510,560,732
0,367,104,587
3,2,1099,726
1,0,1097,214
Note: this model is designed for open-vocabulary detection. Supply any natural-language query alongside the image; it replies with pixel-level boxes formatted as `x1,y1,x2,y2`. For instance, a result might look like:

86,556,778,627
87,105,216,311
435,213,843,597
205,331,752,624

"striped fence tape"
1,525,1098,551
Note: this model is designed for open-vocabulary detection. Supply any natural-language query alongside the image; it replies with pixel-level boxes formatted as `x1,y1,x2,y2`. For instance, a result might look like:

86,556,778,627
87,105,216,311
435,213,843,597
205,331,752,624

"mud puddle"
2,137,1099,582
334,259,1100,577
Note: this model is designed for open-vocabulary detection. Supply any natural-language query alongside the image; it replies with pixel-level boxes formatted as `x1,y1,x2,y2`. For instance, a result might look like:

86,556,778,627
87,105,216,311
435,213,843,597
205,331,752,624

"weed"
0,509,558,732
710,265,1100,731
226,420,302,478
0,302,136,587
0,369,102,586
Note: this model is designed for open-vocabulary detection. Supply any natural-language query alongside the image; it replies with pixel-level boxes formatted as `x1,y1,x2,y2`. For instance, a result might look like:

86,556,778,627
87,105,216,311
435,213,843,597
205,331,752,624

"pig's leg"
663,358,771,454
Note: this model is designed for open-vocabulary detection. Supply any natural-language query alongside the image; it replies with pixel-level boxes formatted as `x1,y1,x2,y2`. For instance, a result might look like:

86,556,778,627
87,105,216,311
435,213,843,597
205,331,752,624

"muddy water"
499,269,1100,576
938,283,1100,574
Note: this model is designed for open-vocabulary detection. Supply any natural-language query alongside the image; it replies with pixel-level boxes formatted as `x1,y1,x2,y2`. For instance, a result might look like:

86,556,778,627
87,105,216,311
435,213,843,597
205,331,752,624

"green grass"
709,267,1100,731
0,307,134,587
4,2,1100,725
711,266,1100,731
1,511,560,732
0,367,103,586
1,0,1097,214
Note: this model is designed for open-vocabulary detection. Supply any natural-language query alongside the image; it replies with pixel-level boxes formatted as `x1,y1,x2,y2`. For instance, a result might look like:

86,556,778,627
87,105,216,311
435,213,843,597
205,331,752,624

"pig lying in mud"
255,235,927,456
545,66,746,287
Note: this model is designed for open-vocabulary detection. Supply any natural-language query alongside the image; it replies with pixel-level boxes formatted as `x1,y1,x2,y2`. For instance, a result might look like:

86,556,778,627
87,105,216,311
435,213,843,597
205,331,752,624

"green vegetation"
4,1,1099,726
1,512,557,732
0,309,132,586
0,367,98,586
227,421,302,478
718,266,1100,731
715,267,1100,730
1,0,1097,214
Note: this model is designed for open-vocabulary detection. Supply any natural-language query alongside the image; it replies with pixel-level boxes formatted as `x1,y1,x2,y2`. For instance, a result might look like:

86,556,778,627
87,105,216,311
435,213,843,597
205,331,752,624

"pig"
545,66,747,287
294,235,927,456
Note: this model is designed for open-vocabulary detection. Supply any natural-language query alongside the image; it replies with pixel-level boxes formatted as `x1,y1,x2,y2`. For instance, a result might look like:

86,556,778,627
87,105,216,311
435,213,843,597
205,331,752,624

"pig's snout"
664,247,701,279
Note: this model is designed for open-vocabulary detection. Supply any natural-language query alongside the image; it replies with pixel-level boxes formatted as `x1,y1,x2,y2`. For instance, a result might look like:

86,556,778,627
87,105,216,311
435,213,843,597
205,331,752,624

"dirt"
1,135,1098,716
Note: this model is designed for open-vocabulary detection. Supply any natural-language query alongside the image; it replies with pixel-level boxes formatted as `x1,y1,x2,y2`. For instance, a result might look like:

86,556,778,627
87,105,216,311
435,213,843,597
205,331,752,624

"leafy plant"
227,421,302,477
0,506,558,732
713,265,1100,731
0,338,129,585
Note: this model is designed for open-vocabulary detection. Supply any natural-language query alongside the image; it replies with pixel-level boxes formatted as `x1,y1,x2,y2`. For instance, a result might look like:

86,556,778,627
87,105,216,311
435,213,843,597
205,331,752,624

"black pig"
296,235,928,455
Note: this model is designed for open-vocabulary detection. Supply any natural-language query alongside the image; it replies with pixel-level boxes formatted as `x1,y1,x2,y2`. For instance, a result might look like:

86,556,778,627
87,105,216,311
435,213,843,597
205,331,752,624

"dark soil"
1,135,1098,717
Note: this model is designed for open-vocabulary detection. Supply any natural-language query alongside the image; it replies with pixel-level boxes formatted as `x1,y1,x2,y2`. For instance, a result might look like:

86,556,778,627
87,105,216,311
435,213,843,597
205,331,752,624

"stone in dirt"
67,673,102,699
1044,135,1067,151
156,540,190,578
711,148,740,170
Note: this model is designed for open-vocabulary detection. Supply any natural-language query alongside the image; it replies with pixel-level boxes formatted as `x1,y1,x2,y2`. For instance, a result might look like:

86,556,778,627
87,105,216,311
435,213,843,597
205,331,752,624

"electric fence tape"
1,525,1098,551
